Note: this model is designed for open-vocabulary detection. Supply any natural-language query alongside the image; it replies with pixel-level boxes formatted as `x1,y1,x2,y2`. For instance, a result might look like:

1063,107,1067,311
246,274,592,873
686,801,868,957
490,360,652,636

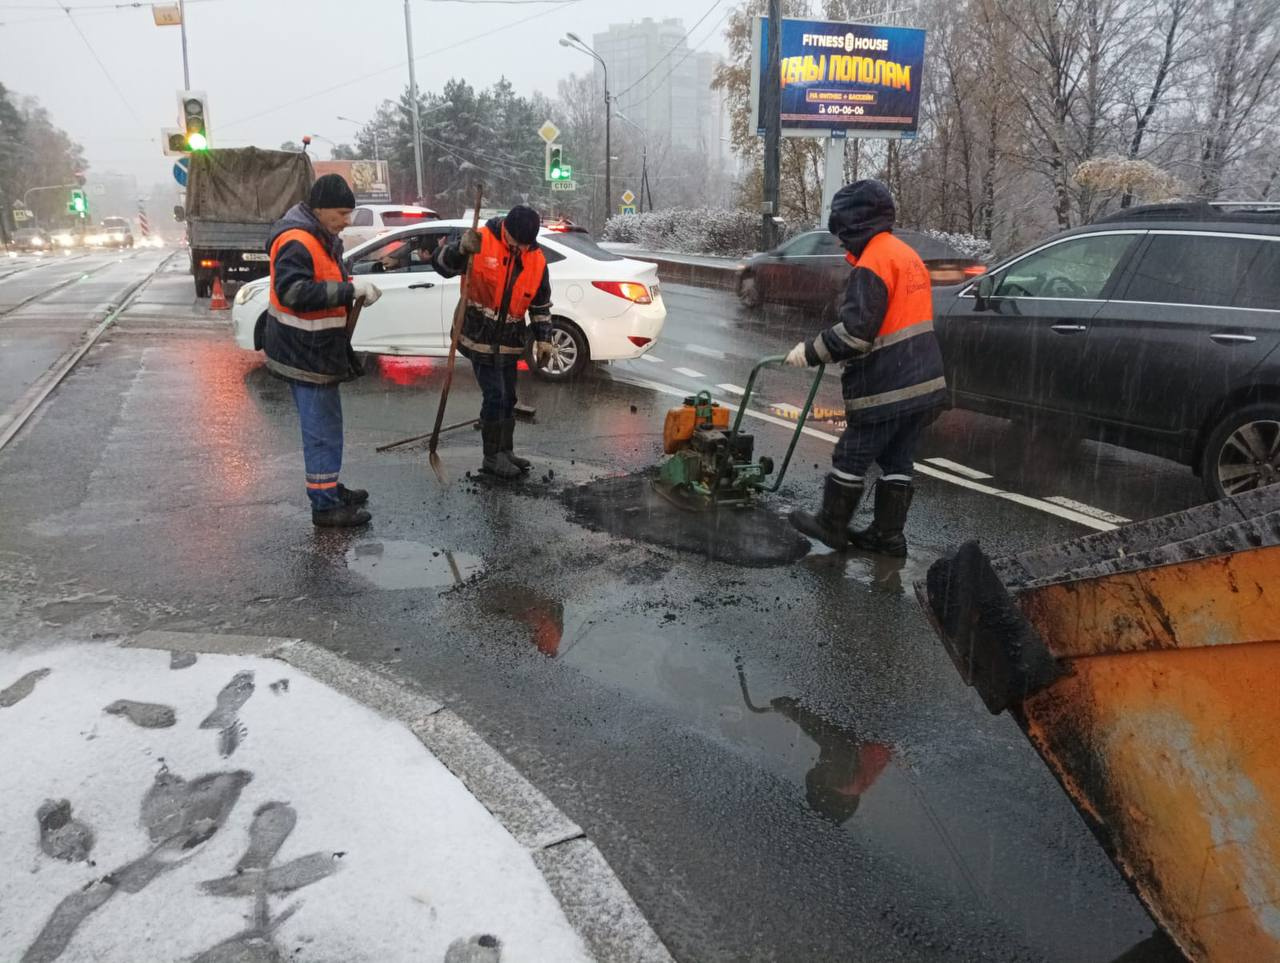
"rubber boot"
789,474,864,551
500,417,531,472
481,420,522,480
312,504,371,528
337,483,369,506
849,480,914,557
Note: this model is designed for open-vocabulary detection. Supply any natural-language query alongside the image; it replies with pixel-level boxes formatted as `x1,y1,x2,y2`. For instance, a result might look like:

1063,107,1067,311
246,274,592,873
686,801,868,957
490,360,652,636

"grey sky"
0,0,731,187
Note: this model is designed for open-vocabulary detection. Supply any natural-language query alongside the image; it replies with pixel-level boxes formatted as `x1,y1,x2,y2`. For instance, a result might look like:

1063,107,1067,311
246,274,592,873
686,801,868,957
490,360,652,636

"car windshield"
7,7,1279,963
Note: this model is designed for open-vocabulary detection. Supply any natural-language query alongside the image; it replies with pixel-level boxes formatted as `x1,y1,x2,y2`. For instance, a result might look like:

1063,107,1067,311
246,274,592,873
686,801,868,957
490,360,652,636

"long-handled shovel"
426,183,484,482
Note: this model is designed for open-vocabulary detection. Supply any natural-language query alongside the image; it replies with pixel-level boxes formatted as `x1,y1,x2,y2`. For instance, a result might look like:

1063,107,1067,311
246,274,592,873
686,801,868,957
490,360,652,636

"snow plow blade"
916,486,1280,963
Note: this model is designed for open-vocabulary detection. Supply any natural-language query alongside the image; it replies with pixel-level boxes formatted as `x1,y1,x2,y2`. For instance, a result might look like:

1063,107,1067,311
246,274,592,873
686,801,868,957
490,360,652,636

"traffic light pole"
178,0,190,88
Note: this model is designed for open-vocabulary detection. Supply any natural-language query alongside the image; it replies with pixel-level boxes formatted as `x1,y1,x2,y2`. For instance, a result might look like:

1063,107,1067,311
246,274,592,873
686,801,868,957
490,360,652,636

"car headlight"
234,283,264,306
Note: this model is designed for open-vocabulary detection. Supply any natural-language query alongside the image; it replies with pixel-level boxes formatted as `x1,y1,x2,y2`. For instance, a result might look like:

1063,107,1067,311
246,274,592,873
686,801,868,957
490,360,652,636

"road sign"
620,204,636,215
550,180,576,192
621,190,636,205
13,208,32,223
537,120,561,144
173,156,189,187
152,3,181,26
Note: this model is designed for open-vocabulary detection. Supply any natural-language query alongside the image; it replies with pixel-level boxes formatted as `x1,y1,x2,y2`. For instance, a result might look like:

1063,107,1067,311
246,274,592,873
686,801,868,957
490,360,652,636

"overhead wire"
611,0,724,101
220,0,582,130
615,5,731,112
49,0,146,127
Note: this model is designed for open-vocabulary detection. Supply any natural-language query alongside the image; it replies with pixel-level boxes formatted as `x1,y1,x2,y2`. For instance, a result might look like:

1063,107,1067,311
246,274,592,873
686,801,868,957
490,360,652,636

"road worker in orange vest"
260,174,382,528
786,180,947,556
433,205,553,480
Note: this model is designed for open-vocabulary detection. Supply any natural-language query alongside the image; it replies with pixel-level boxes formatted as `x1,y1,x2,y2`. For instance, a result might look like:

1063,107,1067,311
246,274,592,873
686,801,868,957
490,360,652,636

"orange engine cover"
663,401,730,454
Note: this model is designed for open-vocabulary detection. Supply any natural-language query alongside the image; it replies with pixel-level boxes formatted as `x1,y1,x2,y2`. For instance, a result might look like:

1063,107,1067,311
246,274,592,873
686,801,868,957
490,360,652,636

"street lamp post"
614,110,649,213
403,0,425,203
561,33,610,229
178,0,190,88
337,116,379,162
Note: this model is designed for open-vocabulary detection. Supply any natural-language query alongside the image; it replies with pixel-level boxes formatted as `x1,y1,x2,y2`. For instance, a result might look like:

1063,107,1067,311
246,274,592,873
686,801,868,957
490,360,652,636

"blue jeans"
289,382,343,510
832,410,934,479
471,359,517,421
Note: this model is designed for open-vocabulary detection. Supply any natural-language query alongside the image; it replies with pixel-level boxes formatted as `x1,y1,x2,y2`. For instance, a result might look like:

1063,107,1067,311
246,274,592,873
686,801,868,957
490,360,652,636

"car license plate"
241,253,269,261
650,284,661,300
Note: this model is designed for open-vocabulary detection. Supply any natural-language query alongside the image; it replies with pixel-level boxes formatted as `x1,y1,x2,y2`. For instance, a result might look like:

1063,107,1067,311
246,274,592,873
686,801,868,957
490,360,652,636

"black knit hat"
504,204,540,244
308,174,356,210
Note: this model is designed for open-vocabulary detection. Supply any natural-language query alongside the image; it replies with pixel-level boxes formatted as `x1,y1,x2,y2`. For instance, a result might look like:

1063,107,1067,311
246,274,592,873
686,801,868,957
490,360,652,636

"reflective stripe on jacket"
434,218,552,364
804,230,947,423
261,208,359,386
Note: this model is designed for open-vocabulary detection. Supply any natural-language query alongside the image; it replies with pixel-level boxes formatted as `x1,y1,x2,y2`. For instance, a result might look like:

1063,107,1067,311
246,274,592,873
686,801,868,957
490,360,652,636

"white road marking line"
717,383,746,395
624,375,1120,533
683,343,727,360
1045,496,1131,525
924,457,993,480
638,354,664,364
672,367,705,379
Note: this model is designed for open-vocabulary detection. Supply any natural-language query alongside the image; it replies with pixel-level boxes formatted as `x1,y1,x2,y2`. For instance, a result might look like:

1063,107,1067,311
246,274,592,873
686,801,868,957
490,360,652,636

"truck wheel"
195,278,212,299
1200,402,1280,500
532,319,588,381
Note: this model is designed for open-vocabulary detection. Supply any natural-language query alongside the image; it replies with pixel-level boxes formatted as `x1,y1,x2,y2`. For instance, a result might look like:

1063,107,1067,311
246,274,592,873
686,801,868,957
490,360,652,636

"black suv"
933,203,1280,500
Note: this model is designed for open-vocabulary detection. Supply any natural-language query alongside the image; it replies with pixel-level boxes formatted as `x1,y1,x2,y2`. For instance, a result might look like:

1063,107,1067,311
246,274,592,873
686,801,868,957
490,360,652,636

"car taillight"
963,264,987,277
592,281,652,304
627,336,652,347
199,259,220,268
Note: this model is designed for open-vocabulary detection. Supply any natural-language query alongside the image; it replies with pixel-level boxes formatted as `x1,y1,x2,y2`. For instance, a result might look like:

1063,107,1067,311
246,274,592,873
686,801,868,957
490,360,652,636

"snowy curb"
126,630,675,963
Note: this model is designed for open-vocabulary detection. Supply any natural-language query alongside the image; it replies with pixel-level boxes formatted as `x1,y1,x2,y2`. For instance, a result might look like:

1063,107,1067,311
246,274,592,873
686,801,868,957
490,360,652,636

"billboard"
311,159,391,202
750,17,926,138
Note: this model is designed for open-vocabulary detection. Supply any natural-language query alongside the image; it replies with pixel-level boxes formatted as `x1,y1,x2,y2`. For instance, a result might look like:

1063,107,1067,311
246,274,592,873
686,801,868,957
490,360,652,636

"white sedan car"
340,204,438,249
232,220,665,380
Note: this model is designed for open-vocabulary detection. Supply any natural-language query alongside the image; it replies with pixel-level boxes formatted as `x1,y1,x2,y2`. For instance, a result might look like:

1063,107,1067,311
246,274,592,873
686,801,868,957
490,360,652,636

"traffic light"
68,189,87,216
546,144,571,181
180,91,209,151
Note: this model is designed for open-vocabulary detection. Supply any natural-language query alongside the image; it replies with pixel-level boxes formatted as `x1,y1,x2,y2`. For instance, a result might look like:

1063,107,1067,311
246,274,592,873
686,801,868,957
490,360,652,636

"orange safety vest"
845,231,933,340
467,226,546,321
269,228,347,330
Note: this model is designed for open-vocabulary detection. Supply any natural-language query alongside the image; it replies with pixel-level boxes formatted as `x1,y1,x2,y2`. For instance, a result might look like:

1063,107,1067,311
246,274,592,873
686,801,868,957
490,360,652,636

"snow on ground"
0,643,592,963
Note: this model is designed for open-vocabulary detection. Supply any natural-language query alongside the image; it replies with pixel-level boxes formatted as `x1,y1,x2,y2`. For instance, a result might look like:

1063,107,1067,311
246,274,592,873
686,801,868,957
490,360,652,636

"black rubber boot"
789,474,864,551
312,504,371,528
337,483,368,506
849,480,914,557
500,417,531,472
481,420,522,480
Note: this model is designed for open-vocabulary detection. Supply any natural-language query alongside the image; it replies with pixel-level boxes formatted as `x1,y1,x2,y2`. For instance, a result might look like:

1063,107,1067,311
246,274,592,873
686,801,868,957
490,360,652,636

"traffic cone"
209,275,230,311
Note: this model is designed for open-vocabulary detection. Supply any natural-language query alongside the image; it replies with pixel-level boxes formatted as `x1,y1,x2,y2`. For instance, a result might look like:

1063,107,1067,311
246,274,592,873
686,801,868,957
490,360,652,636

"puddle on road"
346,540,483,591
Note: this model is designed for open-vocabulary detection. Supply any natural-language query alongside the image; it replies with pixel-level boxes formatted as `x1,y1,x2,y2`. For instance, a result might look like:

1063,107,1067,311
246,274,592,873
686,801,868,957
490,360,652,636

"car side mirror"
973,273,996,311
173,205,185,223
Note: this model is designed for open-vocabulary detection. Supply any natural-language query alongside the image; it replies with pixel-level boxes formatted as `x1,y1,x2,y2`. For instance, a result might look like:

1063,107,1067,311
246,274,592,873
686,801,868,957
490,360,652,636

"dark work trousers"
832,409,936,480
471,358,518,421
288,381,344,510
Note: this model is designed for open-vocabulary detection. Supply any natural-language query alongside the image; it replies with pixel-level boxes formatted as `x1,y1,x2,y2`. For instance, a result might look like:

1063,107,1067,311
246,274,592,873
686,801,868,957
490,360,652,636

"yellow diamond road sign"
538,121,561,144
621,190,636,205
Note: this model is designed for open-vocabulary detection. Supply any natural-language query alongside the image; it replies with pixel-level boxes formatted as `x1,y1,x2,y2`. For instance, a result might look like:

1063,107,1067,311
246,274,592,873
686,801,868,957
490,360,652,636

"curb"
624,254,740,292
124,630,675,963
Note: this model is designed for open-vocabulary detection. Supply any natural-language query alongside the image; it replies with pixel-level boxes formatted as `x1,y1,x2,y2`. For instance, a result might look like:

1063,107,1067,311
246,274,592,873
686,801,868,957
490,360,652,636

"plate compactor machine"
653,355,826,511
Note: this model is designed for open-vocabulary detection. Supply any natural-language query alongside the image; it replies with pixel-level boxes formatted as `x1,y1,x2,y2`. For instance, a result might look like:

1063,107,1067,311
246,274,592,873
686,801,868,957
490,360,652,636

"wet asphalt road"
0,256,1196,962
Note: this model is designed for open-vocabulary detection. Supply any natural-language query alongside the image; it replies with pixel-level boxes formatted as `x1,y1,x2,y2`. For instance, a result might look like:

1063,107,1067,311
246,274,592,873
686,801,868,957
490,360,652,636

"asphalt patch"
562,472,811,568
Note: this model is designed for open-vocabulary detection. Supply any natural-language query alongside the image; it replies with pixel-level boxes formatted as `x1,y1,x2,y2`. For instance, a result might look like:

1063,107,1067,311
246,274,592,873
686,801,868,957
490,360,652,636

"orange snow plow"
916,486,1280,962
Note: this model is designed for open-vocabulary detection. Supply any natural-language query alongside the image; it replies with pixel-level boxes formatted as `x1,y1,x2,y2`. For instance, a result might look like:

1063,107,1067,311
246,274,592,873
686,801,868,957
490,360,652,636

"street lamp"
614,109,649,213
337,116,379,162
560,32,610,229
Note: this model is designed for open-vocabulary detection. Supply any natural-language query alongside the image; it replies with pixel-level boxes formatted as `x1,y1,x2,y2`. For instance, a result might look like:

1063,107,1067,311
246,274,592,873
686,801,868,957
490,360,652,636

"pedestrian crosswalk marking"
717,383,745,395
639,354,664,364
672,367,705,379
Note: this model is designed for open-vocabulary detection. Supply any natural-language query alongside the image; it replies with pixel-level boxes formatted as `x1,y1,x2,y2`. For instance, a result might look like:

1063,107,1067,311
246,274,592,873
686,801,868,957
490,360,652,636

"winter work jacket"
805,181,946,423
434,217,552,365
260,204,359,385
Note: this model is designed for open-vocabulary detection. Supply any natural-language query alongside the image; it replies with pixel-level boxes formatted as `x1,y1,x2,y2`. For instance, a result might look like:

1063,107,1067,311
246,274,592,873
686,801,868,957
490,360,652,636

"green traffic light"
187,131,208,151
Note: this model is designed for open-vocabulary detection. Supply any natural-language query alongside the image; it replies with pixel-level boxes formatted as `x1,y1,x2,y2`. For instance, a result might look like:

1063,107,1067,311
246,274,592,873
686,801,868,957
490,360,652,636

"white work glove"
459,229,483,255
352,279,382,306
784,342,809,367
534,341,554,366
